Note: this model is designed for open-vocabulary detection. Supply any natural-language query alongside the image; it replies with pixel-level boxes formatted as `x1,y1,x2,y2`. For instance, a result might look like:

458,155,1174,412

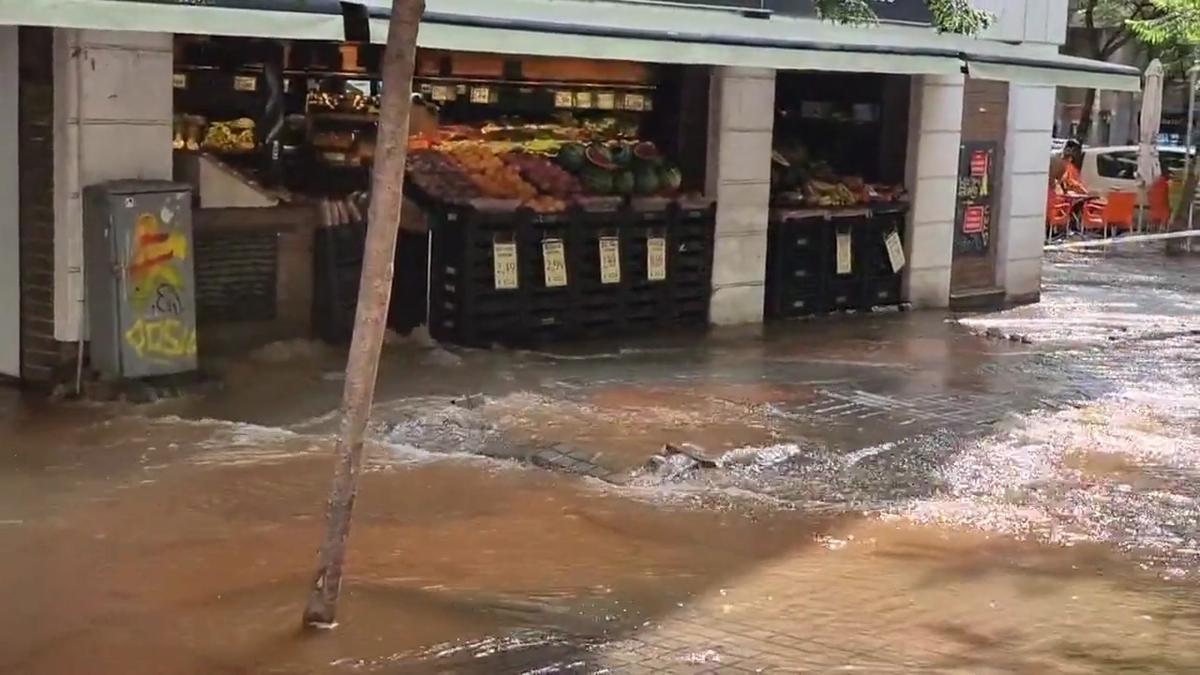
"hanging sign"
884,230,906,273
493,241,519,290
835,230,853,275
542,239,568,287
962,205,987,234
233,75,257,92
599,237,621,284
647,237,667,281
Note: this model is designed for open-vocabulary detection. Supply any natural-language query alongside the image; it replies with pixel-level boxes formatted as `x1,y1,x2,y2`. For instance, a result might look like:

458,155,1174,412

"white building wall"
903,74,965,308
706,66,774,325
53,29,174,341
0,26,18,377
996,84,1057,304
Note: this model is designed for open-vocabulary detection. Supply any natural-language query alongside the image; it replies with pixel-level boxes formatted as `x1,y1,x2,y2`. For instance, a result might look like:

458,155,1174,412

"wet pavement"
5,244,1200,673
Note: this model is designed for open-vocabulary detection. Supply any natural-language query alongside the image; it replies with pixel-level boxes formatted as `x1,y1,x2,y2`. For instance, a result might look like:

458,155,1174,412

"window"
1094,150,1138,180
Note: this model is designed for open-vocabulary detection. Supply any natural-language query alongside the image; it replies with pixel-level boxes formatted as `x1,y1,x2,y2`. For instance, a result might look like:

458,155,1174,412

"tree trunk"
1076,87,1097,142
302,0,425,629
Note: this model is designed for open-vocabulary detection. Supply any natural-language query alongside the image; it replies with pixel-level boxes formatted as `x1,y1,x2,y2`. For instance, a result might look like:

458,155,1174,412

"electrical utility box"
83,181,197,379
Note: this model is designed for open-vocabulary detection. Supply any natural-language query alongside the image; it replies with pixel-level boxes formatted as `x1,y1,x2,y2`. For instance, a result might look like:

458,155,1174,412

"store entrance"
765,72,912,320
950,78,1008,304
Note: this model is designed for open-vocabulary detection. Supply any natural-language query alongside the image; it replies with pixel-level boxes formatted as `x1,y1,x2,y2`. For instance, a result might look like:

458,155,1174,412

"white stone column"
996,83,1055,305
53,29,174,341
706,66,774,326
903,73,964,309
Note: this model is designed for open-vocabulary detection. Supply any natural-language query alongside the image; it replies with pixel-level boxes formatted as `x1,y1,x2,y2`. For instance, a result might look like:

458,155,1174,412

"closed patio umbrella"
1137,59,1164,231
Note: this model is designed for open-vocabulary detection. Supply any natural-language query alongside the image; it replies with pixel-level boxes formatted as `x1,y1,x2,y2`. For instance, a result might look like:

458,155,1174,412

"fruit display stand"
765,204,908,320
425,198,715,347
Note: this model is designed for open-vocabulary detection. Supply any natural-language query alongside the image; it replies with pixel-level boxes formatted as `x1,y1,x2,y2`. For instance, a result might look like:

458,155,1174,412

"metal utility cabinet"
83,181,197,379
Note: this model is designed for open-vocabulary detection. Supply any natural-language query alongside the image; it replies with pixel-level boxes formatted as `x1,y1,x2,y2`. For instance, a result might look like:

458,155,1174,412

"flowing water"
4,246,1200,672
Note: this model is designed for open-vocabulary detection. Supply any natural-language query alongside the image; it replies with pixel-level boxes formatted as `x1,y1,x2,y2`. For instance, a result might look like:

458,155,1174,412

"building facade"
0,0,1137,385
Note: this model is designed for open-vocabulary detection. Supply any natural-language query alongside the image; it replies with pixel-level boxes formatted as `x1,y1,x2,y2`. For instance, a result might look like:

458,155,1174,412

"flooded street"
5,245,1200,673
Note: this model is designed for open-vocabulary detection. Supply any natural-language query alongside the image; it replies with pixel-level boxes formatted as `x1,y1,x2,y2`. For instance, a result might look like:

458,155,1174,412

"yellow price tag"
233,75,257,92
574,91,593,109
172,73,187,89
884,231,906,273
623,93,645,111
430,85,453,102
493,241,519,290
596,92,616,110
647,237,667,281
542,239,568,288
470,86,491,104
835,231,853,275
554,91,574,108
599,237,621,284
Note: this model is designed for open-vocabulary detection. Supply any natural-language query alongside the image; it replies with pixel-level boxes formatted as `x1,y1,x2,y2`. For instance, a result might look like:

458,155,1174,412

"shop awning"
0,0,350,41
965,54,1141,92
0,0,1141,91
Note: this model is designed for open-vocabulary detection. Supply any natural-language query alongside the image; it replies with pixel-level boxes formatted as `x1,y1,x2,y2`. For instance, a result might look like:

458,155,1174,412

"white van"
1077,145,1191,203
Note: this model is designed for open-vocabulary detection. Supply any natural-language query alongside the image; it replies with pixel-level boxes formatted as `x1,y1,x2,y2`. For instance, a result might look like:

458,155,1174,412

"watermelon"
581,166,614,194
634,167,660,195
613,170,635,195
633,141,662,165
610,144,634,167
557,143,586,172
584,144,617,171
658,166,682,192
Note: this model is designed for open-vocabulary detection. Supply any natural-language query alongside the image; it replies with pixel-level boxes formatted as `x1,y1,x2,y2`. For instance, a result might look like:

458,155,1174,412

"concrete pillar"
0,27,18,378
903,73,964,309
53,29,174,341
706,66,774,326
996,83,1056,305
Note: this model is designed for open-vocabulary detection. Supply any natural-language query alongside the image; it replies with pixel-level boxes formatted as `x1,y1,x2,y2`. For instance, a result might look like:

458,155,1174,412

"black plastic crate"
863,275,903,309
826,278,864,312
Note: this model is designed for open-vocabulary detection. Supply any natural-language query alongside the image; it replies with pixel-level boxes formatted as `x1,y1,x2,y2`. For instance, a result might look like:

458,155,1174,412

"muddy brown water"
3,246,1200,672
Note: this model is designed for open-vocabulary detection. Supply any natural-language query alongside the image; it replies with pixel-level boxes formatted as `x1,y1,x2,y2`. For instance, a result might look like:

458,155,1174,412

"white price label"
172,73,187,89
554,91,574,108
574,91,593,109
599,237,621,284
430,85,453,102
835,231,853,275
470,86,491,104
542,239,568,288
596,92,616,110
623,93,645,111
884,230,906,273
233,75,257,92
647,237,667,282
493,241,519,290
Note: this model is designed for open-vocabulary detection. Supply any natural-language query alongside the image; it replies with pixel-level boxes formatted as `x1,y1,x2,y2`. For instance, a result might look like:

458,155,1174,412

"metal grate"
194,233,278,323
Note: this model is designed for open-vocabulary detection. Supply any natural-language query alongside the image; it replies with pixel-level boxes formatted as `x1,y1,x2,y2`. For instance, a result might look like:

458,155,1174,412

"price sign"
554,90,574,108
647,237,667,281
493,241,519,290
623,93,645,111
884,230,906,273
599,237,621,284
542,239,568,288
233,75,257,92
835,230,853,275
172,73,187,89
574,91,593,109
470,86,492,104
962,205,986,234
430,85,453,102
596,91,616,110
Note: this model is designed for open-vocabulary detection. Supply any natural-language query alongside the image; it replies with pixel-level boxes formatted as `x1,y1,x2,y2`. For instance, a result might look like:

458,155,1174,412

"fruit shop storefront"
0,0,1141,379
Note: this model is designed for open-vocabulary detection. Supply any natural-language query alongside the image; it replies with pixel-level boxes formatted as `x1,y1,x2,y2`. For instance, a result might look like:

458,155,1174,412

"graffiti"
129,212,188,314
124,318,197,360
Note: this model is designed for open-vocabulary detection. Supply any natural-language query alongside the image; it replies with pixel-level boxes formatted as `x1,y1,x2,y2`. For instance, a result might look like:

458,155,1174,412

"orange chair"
1081,191,1135,237
1149,177,1171,230
1046,190,1071,240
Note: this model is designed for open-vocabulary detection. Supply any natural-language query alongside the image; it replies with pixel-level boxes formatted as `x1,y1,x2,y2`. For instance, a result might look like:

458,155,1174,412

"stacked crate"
765,206,907,320
427,201,716,347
